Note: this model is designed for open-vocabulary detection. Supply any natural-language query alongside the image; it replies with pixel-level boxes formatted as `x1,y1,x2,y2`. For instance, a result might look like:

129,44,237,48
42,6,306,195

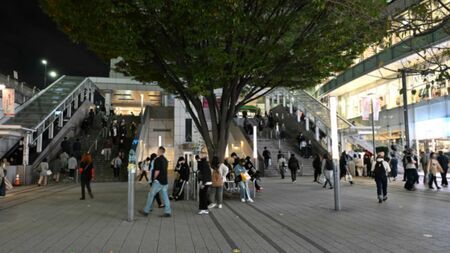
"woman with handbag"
197,151,212,215
208,156,228,209
79,153,94,200
37,158,50,186
234,158,254,203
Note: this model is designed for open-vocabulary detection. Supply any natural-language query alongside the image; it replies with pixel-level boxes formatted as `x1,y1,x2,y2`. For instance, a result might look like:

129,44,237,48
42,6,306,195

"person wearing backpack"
322,153,334,189
208,156,228,209
288,154,300,183
371,152,391,203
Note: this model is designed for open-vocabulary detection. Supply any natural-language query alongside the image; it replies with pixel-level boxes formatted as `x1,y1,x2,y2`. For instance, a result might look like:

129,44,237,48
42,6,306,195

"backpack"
373,161,386,177
211,169,223,187
325,159,333,170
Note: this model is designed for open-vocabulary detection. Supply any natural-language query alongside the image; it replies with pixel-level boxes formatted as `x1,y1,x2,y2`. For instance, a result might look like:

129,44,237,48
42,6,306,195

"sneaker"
160,213,171,218
208,203,216,209
138,210,149,217
247,199,254,203
198,210,209,215
293,180,296,183
241,198,246,203
437,187,441,190
329,187,333,189
217,204,222,209
383,196,388,201
378,198,382,203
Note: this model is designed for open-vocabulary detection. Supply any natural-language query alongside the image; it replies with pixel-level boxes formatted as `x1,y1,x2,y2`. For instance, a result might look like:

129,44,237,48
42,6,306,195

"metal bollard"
127,169,135,222
185,182,190,201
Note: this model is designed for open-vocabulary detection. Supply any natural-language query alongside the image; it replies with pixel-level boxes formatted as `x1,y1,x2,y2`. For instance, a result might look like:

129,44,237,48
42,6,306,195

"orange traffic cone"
14,174,21,186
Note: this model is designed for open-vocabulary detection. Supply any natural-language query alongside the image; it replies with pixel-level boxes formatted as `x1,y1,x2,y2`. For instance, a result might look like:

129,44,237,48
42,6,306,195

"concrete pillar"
340,132,346,153
297,110,301,122
48,122,54,139
140,93,144,113
80,89,85,102
265,96,270,115
306,117,310,131
67,104,72,118
90,88,95,103
315,124,320,141
289,98,293,114
271,96,276,106
163,95,168,106
74,96,79,109
276,93,280,105
22,133,31,166
37,134,43,153
58,112,64,128
105,91,112,116
327,136,332,153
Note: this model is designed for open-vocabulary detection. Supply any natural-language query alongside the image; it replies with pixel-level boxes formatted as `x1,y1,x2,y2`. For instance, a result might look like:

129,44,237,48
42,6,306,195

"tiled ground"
0,175,449,253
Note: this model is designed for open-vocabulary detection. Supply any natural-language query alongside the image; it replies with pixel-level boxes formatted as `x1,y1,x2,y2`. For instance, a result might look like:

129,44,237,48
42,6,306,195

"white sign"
362,97,380,121
2,88,15,116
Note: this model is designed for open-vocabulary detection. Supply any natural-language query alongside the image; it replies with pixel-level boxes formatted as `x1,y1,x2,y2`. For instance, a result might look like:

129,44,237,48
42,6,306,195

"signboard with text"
2,88,15,116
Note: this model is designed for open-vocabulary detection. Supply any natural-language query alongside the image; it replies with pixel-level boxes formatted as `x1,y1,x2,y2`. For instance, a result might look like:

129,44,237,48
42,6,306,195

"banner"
361,97,371,120
2,88,15,116
373,98,380,121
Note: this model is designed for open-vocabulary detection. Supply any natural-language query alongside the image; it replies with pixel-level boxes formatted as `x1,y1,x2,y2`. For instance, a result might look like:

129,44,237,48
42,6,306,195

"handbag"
318,174,325,184
345,171,353,182
46,170,53,176
240,172,251,182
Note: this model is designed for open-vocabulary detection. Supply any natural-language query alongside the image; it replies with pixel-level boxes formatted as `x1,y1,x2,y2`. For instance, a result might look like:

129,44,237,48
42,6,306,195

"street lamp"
367,93,378,156
41,59,47,86
49,71,58,79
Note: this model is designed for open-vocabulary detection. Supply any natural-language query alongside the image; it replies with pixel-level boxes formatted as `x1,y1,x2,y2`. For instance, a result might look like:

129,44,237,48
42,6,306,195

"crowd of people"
138,147,262,217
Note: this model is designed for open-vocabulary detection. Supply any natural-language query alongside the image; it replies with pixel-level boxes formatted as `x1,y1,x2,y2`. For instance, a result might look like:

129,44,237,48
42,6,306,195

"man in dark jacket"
262,147,271,169
197,152,212,215
288,154,300,183
140,146,171,217
174,158,190,200
437,151,449,187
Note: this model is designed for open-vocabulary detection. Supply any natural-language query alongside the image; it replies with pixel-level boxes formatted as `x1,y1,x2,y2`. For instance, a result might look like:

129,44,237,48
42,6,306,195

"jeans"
209,186,224,204
264,158,270,169
374,175,387,198
144,181,171,214
429,174,439,188
103,148,111,161
113,166,120,177
279,166,285,179
138,171,148,182
238,181,251,200
441,168,448,185
199,185,210,210
323,170,333,188
313,169,321,181
290,169,297,182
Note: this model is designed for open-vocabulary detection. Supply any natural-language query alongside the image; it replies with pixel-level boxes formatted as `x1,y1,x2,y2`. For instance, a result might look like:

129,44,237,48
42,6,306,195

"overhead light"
49,71,58,78
41,59,47,65
0,84,6,90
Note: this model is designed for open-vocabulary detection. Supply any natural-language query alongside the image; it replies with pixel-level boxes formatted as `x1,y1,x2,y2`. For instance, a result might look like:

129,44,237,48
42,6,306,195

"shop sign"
2,88,15,117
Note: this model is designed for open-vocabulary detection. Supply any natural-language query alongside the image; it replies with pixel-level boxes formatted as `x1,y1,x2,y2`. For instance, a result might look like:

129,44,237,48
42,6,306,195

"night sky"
0,0,109,89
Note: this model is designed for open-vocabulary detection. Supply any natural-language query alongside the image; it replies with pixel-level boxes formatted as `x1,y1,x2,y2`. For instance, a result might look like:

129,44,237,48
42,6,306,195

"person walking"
363,153,372,177
68,155,78,180
371,152,391,203
37,158,50,186
312,154,322,183
138,157,150,182
79,153,94,200
347,155,356,177
197,151,212,215
437,151,449,187
277,154,287,179
428,152,444,190
245,156,262,192
148,153,164,208
170,157,185,199
420,151,429,185
51,156,63,183
103,138,113,161
322,154,333,189
389,153,398,181
262,147,271,169
355,154,364,177
112,155,122,177
139,146,171,217
208,156,228,209
288,154,300,183
234,158,253,203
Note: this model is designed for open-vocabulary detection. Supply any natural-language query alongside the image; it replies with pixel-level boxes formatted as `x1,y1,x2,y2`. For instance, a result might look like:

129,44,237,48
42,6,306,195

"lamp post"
329,96,341,211
367,93,377,156
41,59,47,86
49,71,58,79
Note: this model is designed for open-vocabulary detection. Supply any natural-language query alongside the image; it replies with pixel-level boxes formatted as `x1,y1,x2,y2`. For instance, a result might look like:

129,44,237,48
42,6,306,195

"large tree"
43,0,387,160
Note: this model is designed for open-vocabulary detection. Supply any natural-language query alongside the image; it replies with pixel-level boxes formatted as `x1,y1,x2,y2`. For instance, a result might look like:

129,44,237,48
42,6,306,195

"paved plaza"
1,176,450,253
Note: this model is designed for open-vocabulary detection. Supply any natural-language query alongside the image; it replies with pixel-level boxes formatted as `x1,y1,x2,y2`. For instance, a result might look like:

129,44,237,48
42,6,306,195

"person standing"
371,152,391,203
262,147,271,169
347,155,356,177
209,156,228,209
139,146,171,217
234,158,253,203
51,156,63,183
174,157,190,201
288,154,300,183
363,153,372,177
403,150,418,191
355,154,364,177
420,151,429,185
437,151,449,187
277,154,287,179
322,154,333,189
170,157,185,199
68,155,78,180
428,152,444,190
197,151,212,215
37,158,49,186
138,157,150,182
312,154,322,183
79,153,94,200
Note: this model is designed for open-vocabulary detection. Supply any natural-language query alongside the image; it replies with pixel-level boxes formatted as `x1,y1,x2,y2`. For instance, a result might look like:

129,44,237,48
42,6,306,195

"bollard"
128,168,135,222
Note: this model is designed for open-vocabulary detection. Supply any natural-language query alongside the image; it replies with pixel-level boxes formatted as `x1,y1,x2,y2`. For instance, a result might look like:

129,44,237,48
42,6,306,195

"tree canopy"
43,0,388,159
